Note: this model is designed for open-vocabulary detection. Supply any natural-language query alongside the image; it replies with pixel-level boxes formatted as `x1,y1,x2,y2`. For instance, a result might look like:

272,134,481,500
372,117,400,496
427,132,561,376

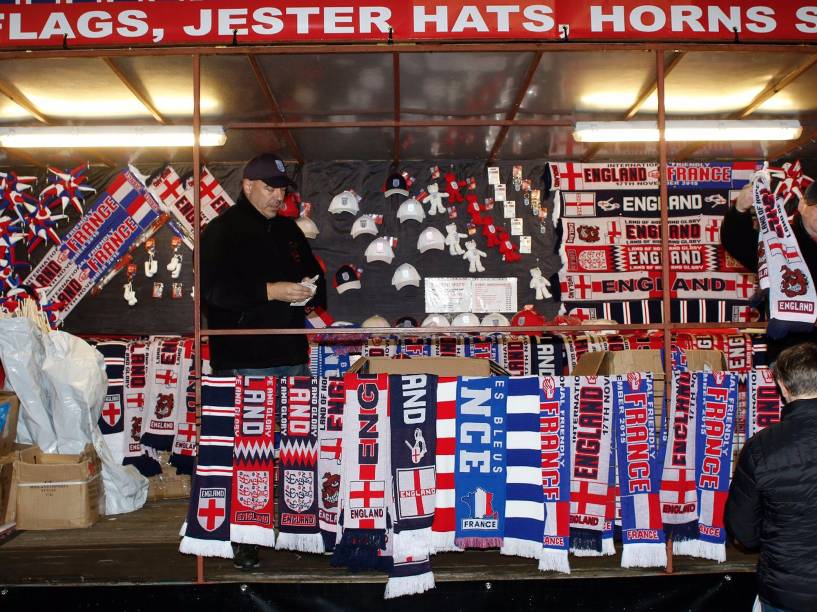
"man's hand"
735,184,753,213
266,281,315,303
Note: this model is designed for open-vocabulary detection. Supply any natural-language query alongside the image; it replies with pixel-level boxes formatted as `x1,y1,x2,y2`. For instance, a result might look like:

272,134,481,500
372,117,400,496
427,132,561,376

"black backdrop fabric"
22,160,561,335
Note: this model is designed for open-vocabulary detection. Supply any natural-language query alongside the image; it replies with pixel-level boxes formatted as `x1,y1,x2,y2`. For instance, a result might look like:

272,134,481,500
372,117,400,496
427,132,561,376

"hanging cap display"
394,316,419,328
243,153,296,189
295,216,319,239
397,197,426,223
333,264,361,294
391,263,421,290
365,237,395,264
481,312,511,327
362,314,390,328
384,172,409,197
452,312,480,326
328,190,361,215
511,307,547,327
351,214,379,238
417,227,445,253
421,313,450,327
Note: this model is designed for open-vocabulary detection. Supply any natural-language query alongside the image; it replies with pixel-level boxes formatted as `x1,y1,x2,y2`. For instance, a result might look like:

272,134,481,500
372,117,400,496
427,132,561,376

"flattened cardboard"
0,392,20,457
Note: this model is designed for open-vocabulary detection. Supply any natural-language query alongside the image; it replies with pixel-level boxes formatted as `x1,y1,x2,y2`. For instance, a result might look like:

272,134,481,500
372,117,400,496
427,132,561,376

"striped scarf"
317,377,345,551
431,376,461,552
169,339,197,475
500,375,544,559
613,373,666,568
141,336,185,451
275,376,322,553
96,341,127,466
122,340,161,476
746,369,782,438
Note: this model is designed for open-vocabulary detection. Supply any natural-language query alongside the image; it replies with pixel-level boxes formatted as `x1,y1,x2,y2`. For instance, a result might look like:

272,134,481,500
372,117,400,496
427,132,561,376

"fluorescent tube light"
0,125,227,148
573,120,802,143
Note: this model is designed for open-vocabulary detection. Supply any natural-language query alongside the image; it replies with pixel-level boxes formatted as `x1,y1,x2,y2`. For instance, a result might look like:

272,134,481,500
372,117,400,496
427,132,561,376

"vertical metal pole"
656,48,674,575
193,52,206,585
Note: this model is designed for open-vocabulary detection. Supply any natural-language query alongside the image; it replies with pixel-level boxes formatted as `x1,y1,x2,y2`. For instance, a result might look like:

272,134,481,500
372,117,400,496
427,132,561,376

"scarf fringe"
500,537,543,559
393,528,432,559
454,536,503,549
274,531,324,554
602,536,616,555
538,549,571,574
179,521,187,537
231,524,276,548
179,536,233,559
673,538,726,562
664,521,699,541
621,543,667,568
383,570,435,599
431,532,462,553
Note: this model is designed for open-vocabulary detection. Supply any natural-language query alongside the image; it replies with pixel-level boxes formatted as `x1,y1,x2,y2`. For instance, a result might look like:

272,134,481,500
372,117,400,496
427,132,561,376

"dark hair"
803,182,817,207
774,342,817,398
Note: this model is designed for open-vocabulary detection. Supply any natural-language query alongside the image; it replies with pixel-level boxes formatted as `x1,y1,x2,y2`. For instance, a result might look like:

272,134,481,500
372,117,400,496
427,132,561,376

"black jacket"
201,194,325,371
721,206,817,360
725,398,817,611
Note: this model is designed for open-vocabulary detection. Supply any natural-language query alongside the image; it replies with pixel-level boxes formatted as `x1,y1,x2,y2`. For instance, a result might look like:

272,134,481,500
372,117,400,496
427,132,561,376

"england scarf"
385,554,435,599
122,340,161,476
538,375,572,574
454,376,507,549
276,376,323,553
389,374,437,559
180,376,235,559
746,368,782,438
660,371,699,540
431,376,461,553
96,341,127,466
569,376,614,553
333,373,391,571
500,376,544,559
613,373,666,568
675,372,738,562
317,377,345,551
170,339,197,475
141,336,185,451
752,171,817,338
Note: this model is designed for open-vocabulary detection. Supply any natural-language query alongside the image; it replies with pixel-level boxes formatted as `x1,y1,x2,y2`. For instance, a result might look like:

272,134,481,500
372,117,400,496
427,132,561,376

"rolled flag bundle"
179,376,235,558
500,376,545,559
389,374,437,559
454,376,508,549
538,375,572,574
613,373,666,568
276,376,323,553
746,369,782,438
317,377,345,552
96,341,127,466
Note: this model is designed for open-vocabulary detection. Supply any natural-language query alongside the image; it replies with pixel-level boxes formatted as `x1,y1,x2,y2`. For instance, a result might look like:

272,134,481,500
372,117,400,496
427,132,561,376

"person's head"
797,182,817,238
773,342,817,402
241,153,296,219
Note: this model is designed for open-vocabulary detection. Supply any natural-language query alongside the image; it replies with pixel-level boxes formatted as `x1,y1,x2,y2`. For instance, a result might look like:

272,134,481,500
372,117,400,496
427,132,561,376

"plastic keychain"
124,262,138,306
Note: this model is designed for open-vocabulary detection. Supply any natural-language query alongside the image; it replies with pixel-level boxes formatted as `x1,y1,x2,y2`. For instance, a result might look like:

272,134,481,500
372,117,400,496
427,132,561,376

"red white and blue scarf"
746,368,782,438
431,377,461,553
317,377,345,551
96,340,127,465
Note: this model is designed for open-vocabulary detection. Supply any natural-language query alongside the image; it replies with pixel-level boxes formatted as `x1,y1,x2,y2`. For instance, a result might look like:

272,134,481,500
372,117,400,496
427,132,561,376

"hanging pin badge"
144,238,158,278
124,262,138,306
166,235,183,279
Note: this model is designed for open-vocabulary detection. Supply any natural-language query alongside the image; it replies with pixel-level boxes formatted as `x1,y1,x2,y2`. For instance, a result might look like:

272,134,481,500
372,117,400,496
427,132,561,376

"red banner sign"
1,1,817,49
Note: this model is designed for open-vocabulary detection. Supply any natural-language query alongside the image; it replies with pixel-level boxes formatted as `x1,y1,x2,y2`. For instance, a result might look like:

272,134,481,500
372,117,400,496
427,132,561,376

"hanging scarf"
317,376,345,552
96,340,127,465
389,374,437,559
454,376,508,549
332,373,391,571
569,376,614,553
276,376,323,553
613,373,666,568
122,340,161,476
660,371,699,541
170,339,197,475
385,553,435,599
752,171,817,338
538,375,572,574
141,336,185,451
746,368,782,438
675,372,738,562
180,376,235,558
531,334,566,377
431,376,461,553
500,375,544,559
499,336,533,375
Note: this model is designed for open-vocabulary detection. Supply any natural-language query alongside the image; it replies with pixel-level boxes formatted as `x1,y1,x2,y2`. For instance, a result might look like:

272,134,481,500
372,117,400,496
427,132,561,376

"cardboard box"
15,444,103,530
0,392,20,457
348,356,509,377
147,451,191,501
0,444,35,526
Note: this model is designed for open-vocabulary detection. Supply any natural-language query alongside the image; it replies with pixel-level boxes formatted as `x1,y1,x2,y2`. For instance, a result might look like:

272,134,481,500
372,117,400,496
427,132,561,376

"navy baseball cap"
243,153,296,188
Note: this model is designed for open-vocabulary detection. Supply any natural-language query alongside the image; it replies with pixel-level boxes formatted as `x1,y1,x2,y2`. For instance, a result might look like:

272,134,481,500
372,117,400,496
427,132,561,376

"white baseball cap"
452,312,480,326
421,313,450,327
397,198,426,223
364,237,395,264
295,216,319,239
362,314,391,328
481,312,511,326
328,190,361,215
417,227,445,253
392,263,421,290
351,214,379,238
